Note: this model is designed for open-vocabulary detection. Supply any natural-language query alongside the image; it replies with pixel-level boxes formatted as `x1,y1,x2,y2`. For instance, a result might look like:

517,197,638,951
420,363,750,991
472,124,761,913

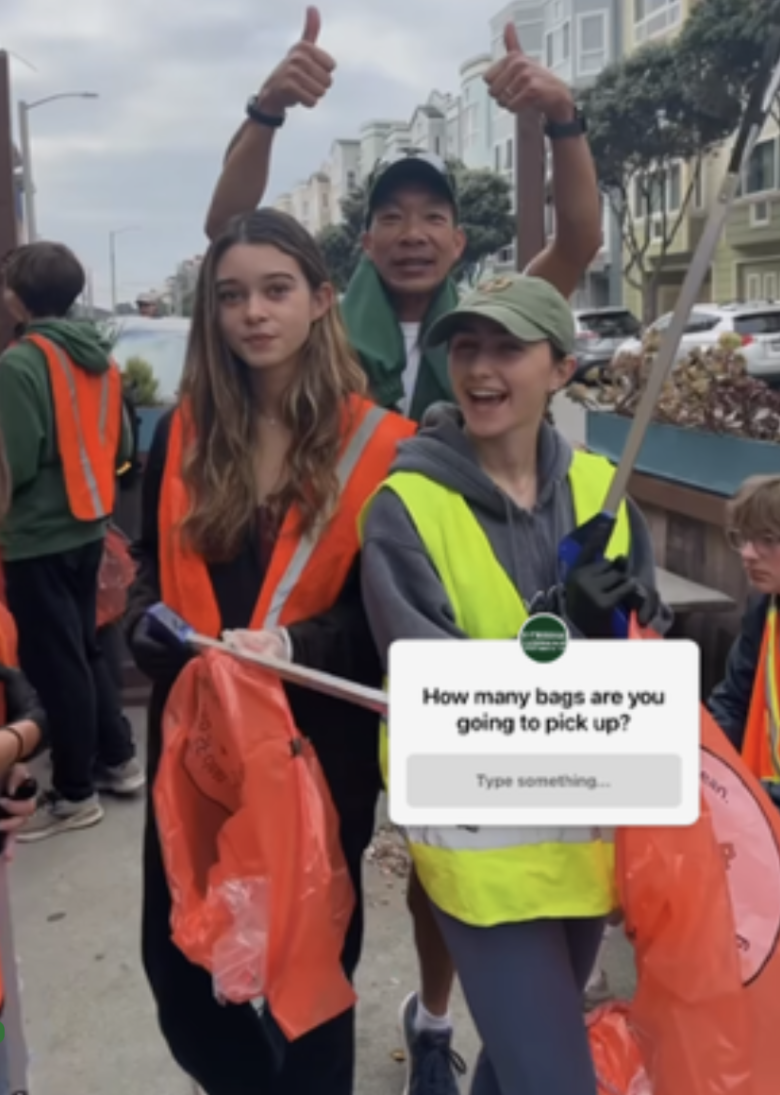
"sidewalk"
8,708,635,1094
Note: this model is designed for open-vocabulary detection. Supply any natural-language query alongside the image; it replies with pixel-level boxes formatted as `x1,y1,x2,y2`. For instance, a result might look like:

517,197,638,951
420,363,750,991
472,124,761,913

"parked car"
107,316,190,402
614,302,780,384
571,307,642,384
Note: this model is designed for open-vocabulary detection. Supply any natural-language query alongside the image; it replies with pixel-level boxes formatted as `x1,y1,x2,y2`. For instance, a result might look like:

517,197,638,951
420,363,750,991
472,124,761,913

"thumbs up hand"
255,6,336,117
484,21,575,124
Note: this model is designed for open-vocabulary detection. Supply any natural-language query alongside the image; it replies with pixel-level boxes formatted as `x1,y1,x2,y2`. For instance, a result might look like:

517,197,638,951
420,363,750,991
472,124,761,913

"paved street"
7,394,629,1095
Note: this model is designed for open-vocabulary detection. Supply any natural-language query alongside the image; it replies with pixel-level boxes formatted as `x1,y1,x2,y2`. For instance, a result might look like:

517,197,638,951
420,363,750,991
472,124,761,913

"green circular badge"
0,1021,5,1042
519,614,569,663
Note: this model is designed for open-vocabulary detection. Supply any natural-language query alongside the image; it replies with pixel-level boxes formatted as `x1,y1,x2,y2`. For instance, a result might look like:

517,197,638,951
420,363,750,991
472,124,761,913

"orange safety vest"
159,394,417,634
24,333,122,523
0,600,17,1012
741,598,780,782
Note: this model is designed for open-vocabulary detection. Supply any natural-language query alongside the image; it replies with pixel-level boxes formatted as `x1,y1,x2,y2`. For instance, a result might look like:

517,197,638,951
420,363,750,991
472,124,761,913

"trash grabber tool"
145,603,389,716
558,28,780,637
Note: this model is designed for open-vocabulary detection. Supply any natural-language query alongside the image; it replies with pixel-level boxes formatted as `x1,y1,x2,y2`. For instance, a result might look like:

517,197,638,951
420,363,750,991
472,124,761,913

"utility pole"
0,52,19,353
17,93,98,244
17,100,34,242
109,224,140,314
514,110,546,271
109,230,117,313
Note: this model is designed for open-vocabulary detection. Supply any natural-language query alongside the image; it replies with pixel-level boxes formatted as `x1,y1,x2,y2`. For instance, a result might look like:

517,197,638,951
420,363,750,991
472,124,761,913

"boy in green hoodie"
0,242,141,842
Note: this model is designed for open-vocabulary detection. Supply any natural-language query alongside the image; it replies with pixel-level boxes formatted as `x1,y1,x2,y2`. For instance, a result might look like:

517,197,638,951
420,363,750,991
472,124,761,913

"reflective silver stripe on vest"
98,365,111,444
48,342,107,518
766,601,780,779
263,404,389,628
403,825,613,851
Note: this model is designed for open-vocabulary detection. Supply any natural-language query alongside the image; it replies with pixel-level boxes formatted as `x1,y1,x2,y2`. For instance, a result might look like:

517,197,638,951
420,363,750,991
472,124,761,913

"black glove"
128,613,196,683
564,555,659,639
0,664,48,742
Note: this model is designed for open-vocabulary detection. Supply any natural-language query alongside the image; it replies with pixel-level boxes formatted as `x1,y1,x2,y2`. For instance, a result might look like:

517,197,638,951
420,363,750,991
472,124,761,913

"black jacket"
707,593,769,752
123,407,384,1093
125,406,385,810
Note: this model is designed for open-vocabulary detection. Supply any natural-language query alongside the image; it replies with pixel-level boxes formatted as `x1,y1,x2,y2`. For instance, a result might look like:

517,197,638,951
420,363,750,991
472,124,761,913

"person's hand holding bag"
564,554,659,639
222,627,293,662
127,614,197,682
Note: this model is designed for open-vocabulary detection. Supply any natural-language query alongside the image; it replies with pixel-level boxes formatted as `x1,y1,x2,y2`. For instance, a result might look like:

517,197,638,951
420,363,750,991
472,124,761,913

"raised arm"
205,6,336,240
484,23,602,299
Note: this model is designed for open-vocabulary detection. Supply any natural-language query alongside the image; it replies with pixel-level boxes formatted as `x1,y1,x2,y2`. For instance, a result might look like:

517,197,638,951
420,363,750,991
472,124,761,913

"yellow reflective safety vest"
359,449,632,926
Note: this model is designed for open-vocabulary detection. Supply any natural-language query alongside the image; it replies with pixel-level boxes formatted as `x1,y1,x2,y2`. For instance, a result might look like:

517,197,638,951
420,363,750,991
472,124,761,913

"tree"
121,356,160,406
579,41,738,322
677,0,780,127
316,166,514,291
449,164,514,285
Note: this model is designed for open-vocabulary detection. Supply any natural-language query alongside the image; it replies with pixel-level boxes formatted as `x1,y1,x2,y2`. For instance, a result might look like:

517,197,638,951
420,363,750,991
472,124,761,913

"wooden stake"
514,109,546,271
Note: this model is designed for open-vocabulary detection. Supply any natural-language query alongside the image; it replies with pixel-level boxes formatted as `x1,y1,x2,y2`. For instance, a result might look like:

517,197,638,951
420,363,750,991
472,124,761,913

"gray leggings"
432,905,605,1095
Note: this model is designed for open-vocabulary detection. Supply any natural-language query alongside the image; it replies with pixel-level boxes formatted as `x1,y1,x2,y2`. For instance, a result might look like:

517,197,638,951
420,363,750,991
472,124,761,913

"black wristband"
544,108,587,140
246,96,285,129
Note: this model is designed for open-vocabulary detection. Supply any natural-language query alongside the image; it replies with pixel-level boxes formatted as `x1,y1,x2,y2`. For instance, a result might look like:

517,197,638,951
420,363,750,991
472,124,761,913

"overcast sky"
7,0,498,308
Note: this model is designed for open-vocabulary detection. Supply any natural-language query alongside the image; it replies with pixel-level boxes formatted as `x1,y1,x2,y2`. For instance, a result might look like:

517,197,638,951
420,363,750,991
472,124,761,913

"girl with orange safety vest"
708,475,780,806
124,209,416,1095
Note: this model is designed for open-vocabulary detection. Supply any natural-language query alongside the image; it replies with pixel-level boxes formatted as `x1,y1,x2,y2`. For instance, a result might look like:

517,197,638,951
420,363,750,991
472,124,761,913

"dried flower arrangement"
567,332,780,441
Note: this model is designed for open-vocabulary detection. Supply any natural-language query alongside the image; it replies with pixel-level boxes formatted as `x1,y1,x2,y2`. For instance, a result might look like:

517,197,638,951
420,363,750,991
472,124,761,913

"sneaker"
399,991,466,1095
15,790,104,844
584,969,613,1011
95,758,145,796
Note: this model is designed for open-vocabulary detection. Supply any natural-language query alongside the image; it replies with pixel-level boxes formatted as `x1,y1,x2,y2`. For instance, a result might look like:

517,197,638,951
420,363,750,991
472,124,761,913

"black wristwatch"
544,107,587,140
246,95,285,129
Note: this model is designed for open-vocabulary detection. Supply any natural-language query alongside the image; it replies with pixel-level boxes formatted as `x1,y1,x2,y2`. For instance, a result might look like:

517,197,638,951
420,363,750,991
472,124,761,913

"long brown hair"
179,209,367,562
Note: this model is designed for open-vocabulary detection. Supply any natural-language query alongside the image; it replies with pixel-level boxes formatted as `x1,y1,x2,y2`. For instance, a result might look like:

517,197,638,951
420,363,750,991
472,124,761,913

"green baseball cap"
426,274,576,355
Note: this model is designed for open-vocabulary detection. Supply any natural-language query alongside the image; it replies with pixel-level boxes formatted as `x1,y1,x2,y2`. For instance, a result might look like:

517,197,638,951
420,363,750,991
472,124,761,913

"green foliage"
317,223,362,293
316,166,514,291
676,0,780,123
121,356,159,406
450,165,514,284
579,39,738,320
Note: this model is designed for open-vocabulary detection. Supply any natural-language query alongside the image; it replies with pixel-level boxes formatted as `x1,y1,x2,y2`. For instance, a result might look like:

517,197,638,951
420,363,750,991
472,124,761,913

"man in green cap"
205,11,603,428
359,271,667,1095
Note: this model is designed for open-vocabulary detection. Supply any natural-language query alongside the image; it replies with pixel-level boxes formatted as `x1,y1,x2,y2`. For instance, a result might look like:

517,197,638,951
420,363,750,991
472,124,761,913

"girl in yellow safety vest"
708,475,780,806
360,274,670,1095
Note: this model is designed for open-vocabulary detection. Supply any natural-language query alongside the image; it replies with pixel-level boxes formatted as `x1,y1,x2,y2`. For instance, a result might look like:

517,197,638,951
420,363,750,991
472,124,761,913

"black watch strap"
544,108,587,140
246,96,285,129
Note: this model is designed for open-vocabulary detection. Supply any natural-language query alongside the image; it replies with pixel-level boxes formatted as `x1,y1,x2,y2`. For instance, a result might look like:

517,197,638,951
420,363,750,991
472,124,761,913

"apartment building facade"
488,0,623,306
619,0,780,316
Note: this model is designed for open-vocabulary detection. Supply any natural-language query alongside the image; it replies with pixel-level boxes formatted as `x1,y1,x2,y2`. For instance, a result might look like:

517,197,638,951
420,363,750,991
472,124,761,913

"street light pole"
17,101,33,242
109,225,141,313
17,92,98,242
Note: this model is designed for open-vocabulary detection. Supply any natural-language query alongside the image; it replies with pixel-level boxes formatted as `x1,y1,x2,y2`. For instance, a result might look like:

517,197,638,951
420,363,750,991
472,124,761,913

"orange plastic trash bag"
587,1003,650,1095
96,525,136,628
154,647,357,1041
617,618,780,1095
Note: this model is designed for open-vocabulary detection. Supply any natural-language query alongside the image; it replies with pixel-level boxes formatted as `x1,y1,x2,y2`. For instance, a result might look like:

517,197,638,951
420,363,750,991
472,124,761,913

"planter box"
586,411,779,497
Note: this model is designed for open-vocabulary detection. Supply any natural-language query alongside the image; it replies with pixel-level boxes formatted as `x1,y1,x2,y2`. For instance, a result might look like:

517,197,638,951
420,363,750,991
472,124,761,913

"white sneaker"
94,758,145,795
15,790,104,843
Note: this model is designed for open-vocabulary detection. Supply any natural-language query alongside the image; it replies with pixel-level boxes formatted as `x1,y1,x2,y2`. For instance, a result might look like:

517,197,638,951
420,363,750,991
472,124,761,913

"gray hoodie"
360,402,672,669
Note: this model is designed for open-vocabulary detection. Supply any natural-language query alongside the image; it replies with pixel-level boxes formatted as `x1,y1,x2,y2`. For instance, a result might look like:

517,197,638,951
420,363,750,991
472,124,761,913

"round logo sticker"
519,614,569,663
700,747,780,985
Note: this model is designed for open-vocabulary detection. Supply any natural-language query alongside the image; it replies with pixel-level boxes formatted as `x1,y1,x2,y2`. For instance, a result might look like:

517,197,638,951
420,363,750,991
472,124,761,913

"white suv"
614,302,780,384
